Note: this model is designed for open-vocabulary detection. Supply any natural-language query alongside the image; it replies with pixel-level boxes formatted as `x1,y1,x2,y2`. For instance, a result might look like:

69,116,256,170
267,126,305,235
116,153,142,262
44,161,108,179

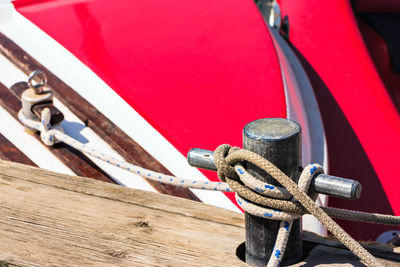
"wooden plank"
303,231,400,262
291,245,392,267
0,160,245,266
292,244,400,267
0,32,200,201
7,81,26,99
31,102,64,126
0,133,36,166
0,161,399,266
0,82,114,183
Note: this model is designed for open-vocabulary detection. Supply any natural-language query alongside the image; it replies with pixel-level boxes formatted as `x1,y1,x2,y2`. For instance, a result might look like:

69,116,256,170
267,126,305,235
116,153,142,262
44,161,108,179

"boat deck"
0,160,399,266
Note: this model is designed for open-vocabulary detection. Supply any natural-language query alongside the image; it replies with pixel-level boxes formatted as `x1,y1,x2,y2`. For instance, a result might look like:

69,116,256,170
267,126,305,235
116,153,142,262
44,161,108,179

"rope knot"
18,107,63,146
213,144,326,266
214,144,324,219
213,144,386,267
40,129,57,146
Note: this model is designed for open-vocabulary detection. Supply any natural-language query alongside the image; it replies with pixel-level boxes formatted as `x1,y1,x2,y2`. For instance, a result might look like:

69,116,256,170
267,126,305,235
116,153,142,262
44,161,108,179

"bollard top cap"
243,118,301,141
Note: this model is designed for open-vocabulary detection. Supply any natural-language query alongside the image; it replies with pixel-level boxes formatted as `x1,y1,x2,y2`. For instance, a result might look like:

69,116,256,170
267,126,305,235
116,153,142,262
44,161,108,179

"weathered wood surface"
293,232,400,267
0,160,245,266
0,133,36,166
0,32,200,201
302,231,400,263
0,160,399,266
293,244,400,267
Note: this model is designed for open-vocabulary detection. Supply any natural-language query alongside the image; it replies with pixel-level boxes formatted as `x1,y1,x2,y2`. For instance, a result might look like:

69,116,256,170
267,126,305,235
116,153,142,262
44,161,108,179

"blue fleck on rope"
18,108,388,267
56,131,232,192
234,164,323,267
234,164,291,199
19,108,319,267
16,108,326,267
18,110,292,196
19,109,231,191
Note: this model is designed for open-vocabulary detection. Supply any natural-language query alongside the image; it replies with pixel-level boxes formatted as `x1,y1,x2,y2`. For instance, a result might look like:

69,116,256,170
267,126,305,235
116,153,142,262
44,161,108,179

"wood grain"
292,244,400,267
0,133,36,166
0,160,245,267
303,231,400,262
0,161,399,266
0,32,200,201
0,82,114,183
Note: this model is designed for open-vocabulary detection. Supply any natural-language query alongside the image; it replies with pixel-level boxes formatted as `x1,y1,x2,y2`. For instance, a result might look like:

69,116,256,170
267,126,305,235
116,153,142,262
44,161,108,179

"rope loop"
214,144,239,182
213,144,385,267
18,107,62,147
215,144,322,265
14,101,393,267
39,108,57,146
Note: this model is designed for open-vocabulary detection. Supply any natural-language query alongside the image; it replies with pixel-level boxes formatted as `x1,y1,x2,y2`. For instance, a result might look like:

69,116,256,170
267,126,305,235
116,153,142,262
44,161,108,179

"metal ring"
28,70,47,94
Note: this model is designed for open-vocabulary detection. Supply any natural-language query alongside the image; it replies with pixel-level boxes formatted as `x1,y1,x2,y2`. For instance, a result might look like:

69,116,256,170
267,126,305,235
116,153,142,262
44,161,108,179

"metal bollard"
186,118,364,265
243,118,302,266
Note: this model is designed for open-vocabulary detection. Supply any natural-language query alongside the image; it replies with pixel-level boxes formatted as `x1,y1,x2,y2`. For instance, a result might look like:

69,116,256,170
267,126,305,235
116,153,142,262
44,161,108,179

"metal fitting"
187,148,362,200
28,70,47,94
21,71,53,127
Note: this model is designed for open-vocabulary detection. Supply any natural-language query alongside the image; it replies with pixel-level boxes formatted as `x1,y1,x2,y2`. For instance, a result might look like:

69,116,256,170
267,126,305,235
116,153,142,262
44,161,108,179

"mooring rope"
234,163,321,266
19,108,400,267
215,144,386,267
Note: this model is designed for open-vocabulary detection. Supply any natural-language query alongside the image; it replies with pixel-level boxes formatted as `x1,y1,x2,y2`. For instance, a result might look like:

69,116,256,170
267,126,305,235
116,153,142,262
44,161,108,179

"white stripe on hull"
0,50,158,193
0,105,75,175
0,2,240,212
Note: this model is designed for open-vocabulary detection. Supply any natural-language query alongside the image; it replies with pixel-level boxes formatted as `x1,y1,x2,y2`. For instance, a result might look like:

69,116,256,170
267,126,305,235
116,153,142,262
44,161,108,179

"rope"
236,163,321,266
19,108,232,191
18,108,62,146
215,144,385,267
18,109,400,266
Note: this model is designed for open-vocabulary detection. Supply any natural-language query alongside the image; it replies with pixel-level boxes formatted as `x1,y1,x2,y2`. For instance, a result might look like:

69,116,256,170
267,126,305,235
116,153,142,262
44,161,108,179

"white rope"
18,109,295,196
19,110,233,191
57,131,233,191
18,108,61,146
17,108,385,267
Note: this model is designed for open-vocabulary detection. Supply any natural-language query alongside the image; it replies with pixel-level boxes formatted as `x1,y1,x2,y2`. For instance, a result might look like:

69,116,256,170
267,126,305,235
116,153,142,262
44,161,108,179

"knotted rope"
214,144,385,267
18,107,61,146
18,110,400,266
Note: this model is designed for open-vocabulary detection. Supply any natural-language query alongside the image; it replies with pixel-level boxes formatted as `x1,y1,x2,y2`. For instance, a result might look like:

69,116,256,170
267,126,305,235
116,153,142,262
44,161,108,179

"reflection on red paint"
15,0,286,208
